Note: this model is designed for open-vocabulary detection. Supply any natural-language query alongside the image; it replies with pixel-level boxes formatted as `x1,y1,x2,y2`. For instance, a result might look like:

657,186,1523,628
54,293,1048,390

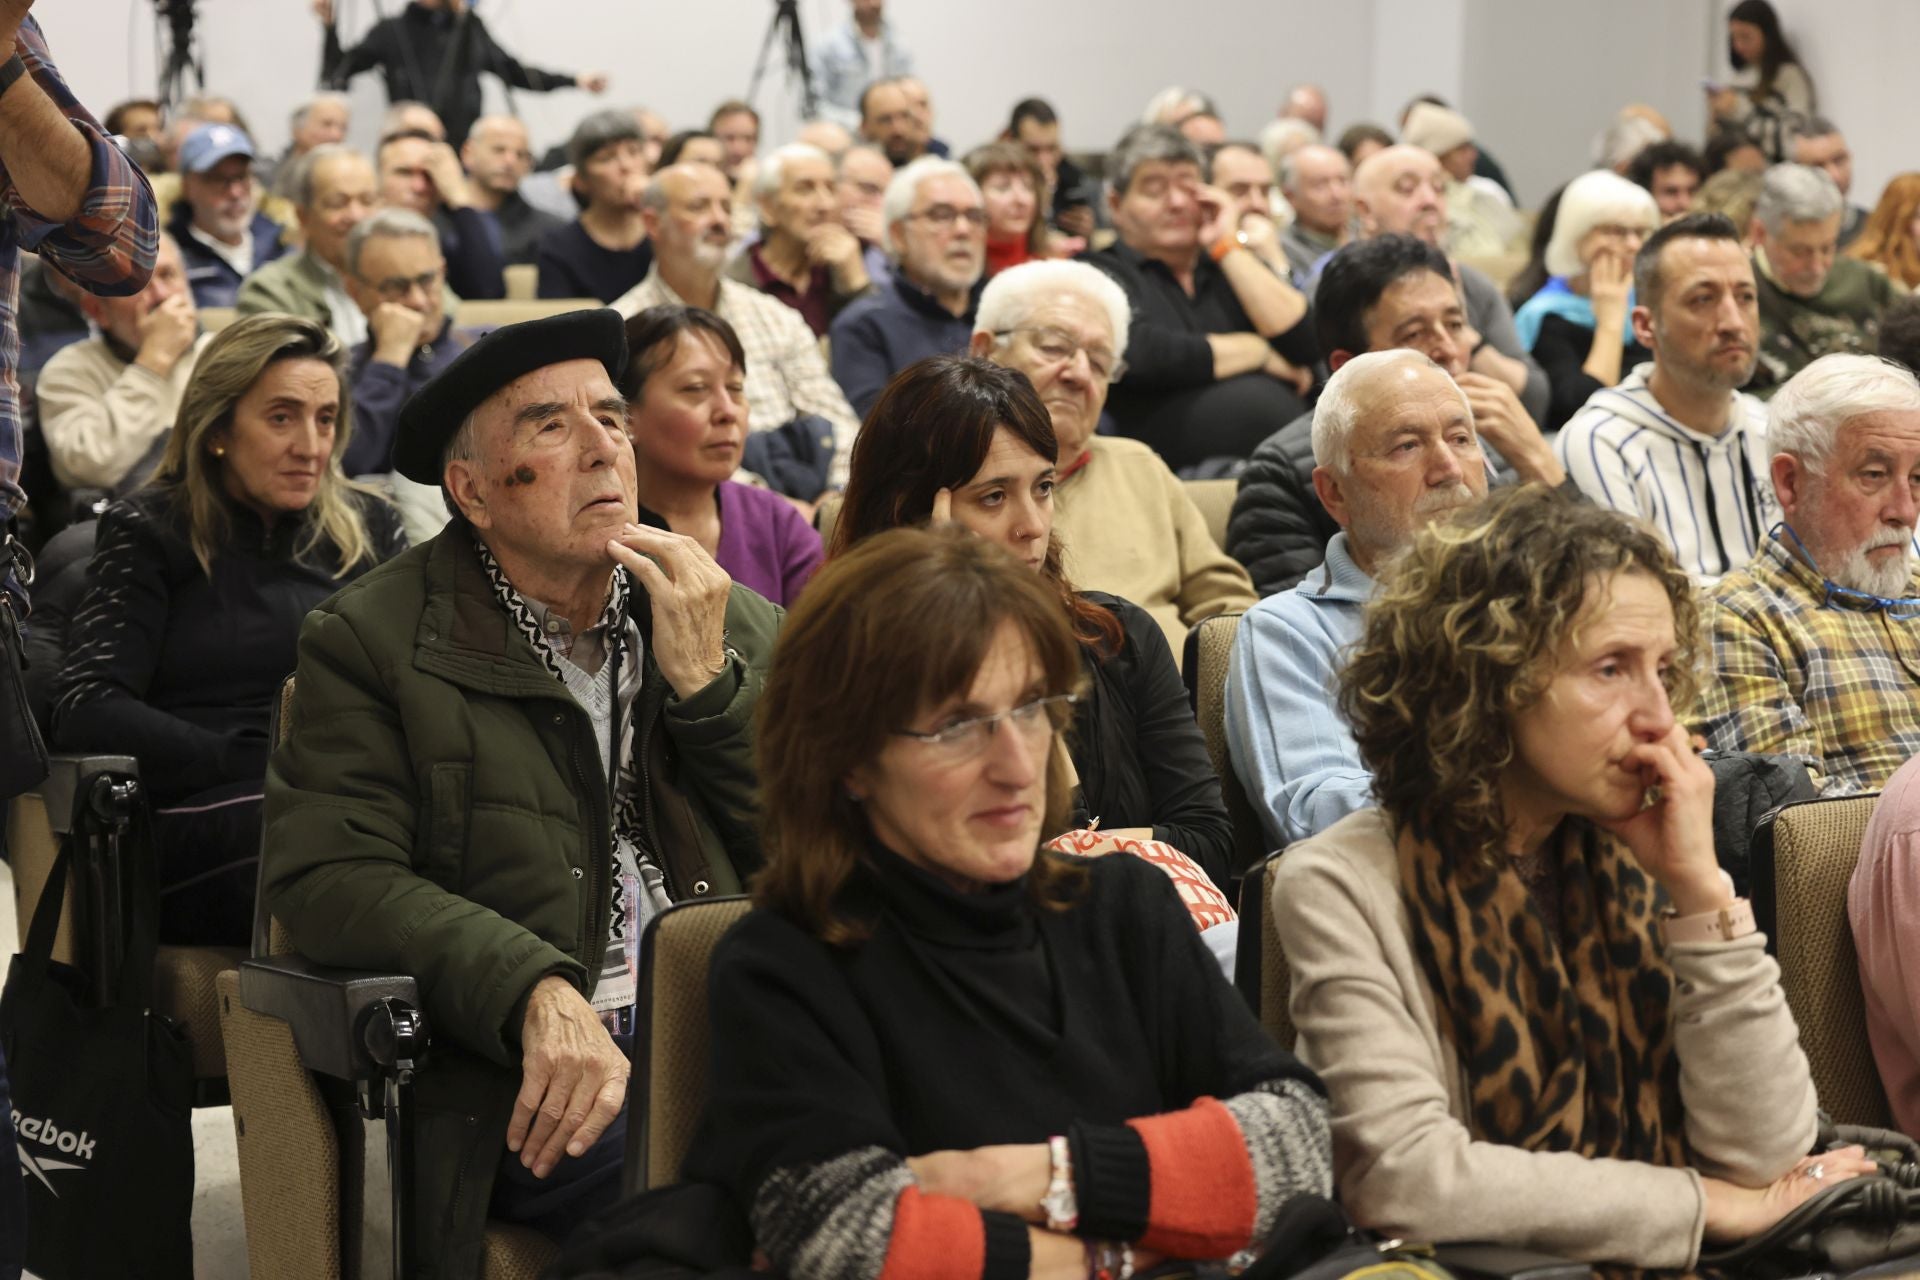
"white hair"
1312,348,1472,473
1259,118,1322,174
881,156,980,235
752,142,833,203
1545,169,1659,278
1769,354,1920,475
290,91,350,134
1591,114,1666,171
345,206,440,277
1754,163,1844,235
1141,87,1208,127
974,260,1132,359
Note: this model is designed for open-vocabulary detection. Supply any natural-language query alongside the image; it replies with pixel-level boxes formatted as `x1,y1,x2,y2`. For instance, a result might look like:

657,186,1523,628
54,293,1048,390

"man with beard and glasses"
829,155,985,417
1558,214,1777,582
1223,348,1489,848
1697,353,1920,795
614,164,859,497
169,123,285,307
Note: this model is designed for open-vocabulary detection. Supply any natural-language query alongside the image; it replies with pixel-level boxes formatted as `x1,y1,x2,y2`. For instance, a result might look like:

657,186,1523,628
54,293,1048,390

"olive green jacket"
262,525,780,1277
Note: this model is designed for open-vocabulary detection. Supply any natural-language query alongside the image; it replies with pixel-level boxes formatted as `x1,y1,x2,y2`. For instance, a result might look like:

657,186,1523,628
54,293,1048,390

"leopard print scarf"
1398,818,1688,1168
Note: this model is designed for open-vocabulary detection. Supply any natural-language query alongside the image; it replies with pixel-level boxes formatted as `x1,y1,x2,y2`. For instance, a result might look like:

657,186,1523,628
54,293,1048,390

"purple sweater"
714,480,822,607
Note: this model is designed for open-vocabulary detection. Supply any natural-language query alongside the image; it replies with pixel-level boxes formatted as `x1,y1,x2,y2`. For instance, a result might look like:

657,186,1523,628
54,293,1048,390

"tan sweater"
38,333,210,491
1055,437,1258,655
1270,808,1819,1271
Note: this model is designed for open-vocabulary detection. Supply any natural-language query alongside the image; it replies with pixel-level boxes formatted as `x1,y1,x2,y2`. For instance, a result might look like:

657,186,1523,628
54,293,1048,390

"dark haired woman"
685,525,1333,1279
831,354,1235,891
1711,0,1815,160
1273,484,1864,1271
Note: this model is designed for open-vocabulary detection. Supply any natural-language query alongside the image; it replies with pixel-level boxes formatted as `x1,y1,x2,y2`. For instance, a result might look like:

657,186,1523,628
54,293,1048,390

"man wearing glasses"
169,123,286,308
1698,352,1920,795
972,258,1255,655
341,208,479,539
830,155,987,416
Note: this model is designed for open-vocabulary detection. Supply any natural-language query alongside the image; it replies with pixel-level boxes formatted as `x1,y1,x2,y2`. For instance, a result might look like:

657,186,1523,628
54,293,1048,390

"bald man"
1281,84,1327,133
461,114,563,264
1341,144,1546,422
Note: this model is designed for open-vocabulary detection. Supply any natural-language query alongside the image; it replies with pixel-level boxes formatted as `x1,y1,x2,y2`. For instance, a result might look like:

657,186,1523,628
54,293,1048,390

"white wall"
37,0,1920,219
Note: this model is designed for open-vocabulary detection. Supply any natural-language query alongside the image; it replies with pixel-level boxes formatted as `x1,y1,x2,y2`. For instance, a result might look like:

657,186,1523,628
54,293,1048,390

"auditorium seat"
1186,610,1272,881
1183,477,1236,552
455,297,601,330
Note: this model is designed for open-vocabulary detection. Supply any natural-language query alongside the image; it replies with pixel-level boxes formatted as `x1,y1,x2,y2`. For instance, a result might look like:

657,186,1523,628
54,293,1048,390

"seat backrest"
629,895,753,1195
1234,852,1294,1049
255,674,298,959
199,306,238,333
1182,478,1236,552
1752,794,1891,1128
1189,613,1272,880
454,298,600,329
503,263,538,301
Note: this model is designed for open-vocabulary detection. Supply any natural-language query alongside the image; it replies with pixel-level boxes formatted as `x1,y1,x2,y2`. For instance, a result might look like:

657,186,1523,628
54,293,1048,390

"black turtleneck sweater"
50,483,406,802
686,843,1327,1278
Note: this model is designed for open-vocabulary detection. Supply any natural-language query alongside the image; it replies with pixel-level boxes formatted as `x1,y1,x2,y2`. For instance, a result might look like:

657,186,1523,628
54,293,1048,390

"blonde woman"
52,313,405,945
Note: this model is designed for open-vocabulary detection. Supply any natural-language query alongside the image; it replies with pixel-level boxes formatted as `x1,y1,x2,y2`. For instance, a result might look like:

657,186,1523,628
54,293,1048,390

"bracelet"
1208,231,1248,263
1085,1240,1134,1280
1661,896,1756,946
0,55,27,102
1040,1133,1078,1233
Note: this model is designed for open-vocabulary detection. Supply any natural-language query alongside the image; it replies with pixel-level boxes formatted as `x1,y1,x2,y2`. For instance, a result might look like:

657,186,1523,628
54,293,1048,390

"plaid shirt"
612,267,860,488
0,19,158,562
1696,530,1920,795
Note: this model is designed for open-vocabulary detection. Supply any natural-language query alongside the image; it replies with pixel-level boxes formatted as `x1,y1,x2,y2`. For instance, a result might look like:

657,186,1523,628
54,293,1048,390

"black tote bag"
0,784,193,1278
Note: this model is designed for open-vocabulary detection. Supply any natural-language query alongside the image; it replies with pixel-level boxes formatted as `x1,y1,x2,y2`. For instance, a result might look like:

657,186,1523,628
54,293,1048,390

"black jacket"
1226,410,1327,597
321,3,577,148
1532,312,1652,432
1071,591,1234,888
50,484,406,802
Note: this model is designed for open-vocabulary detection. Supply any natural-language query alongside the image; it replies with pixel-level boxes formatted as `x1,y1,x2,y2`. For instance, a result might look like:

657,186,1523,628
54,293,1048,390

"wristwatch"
1661,897,1757,946
1208,231,1250,263
0,55,27,103
1040,1134,1078,1233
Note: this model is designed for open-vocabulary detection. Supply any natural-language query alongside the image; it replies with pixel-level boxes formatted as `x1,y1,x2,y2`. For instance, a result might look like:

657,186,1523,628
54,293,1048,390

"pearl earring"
211,445,226,457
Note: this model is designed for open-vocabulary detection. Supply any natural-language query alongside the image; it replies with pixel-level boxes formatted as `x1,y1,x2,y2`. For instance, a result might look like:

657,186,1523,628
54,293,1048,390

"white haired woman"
970,259,1256,654
51,314,406,945
1514,170,1660,429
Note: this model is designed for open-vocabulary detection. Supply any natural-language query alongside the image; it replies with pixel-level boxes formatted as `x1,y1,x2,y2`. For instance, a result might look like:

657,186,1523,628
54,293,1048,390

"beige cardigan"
1054,436,1258,655
1270,809,1819,1271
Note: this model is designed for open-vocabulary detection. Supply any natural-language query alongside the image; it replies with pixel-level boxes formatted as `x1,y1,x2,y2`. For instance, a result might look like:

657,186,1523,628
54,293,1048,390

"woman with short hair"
687,524,1332,1279
1273,484,1862,1271
52,314,406,944
622,305,822,606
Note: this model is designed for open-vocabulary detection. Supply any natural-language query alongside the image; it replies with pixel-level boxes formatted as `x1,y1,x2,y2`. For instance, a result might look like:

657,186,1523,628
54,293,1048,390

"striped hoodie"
1556,362,1780,583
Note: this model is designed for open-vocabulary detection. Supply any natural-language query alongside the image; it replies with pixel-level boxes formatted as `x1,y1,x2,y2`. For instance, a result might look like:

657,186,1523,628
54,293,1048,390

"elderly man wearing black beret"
260,307,781,1276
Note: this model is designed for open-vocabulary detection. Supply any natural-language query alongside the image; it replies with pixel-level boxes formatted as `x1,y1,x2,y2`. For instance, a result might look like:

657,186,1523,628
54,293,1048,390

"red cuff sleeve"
1127,1096,1257,1259
879,1185,1032,1280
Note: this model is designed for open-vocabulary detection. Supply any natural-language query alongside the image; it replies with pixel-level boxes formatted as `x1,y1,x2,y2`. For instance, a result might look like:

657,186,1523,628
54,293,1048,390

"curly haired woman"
1270,484,1870,1272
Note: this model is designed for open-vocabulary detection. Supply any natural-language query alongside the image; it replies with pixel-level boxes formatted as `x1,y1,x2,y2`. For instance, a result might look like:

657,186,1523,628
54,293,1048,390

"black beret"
392,307,630,485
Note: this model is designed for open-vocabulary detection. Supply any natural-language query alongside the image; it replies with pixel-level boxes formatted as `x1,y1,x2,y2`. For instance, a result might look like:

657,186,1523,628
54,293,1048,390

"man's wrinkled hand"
606,523,733,700
507,975,628,1179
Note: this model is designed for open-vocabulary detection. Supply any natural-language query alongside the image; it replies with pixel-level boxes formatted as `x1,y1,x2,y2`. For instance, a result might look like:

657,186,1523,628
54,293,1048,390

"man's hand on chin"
507,974,629,1179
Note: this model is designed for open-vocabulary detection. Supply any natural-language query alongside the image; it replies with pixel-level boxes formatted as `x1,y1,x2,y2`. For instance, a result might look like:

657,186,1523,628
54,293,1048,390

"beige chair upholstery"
814,491,843,550
455,297,600,329
1762,794,1893,1128
1190,613,1272,879
199,306,239,332
8,778,239,1085
635,896,754,1192
225,674,558,1275
1235,853,1294,1050
1182,478,1236,552
503,263,538,302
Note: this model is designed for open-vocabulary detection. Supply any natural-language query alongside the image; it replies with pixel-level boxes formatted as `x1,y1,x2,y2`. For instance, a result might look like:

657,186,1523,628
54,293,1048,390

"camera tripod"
747,0,818,120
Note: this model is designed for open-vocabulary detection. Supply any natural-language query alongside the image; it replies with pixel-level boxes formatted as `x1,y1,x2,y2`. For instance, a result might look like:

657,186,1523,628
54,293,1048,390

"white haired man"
829,155,986,416
237,143,378,344
724,142,873,337
1224,349,1489,848
613,164,859,497
970,259,1256,653
1697,353,1920,794
1748,163,1897,397
1279,144,1352,283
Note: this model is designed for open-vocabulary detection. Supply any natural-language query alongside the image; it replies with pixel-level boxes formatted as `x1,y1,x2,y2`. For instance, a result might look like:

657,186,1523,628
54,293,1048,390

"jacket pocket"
421,761,474,889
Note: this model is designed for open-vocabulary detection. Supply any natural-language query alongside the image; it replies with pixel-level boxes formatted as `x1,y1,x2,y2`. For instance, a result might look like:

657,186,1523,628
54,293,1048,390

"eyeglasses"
368,267,444,301
1776,522,1920,619
907,203,988,230
893,693,1078,760
995,326,1127,383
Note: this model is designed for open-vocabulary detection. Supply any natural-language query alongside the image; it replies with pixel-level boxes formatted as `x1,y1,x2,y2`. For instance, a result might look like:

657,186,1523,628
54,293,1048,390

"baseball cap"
179,124,256,174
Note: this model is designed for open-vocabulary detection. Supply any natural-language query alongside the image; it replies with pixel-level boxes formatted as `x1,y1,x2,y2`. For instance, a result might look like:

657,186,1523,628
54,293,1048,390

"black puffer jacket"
1226,410,1330,597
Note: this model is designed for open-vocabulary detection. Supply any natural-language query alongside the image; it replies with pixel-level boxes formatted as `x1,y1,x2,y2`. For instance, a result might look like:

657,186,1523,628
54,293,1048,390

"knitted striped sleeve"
1072,1078,1334,1259
749,1146,1031,1280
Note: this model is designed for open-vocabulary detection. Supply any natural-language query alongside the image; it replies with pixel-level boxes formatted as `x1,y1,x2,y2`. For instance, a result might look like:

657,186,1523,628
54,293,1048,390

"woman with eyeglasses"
830,354,1237,896
1512,170,1658,431
680,524,1332,1280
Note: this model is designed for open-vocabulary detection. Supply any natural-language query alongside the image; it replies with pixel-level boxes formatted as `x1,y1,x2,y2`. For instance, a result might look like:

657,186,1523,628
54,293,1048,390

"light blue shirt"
1223,532,1376,851
811,18,915,126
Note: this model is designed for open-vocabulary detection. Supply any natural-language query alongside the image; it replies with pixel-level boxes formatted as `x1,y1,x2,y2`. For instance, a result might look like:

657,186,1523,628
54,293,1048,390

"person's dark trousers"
488,1034,632,1243
0,1039,24,1280
1113,374,1307,472
153,779,263,946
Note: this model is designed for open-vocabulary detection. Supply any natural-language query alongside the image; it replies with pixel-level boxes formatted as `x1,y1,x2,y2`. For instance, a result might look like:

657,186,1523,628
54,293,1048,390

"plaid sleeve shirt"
0,17,159,553
1695,530,1920,795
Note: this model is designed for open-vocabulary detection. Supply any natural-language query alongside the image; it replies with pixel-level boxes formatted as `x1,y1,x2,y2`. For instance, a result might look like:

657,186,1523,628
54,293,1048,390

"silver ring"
1806,1162,1827,1181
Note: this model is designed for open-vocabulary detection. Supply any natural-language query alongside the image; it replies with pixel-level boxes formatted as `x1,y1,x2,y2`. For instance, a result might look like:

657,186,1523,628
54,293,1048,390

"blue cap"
178,124,255,174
